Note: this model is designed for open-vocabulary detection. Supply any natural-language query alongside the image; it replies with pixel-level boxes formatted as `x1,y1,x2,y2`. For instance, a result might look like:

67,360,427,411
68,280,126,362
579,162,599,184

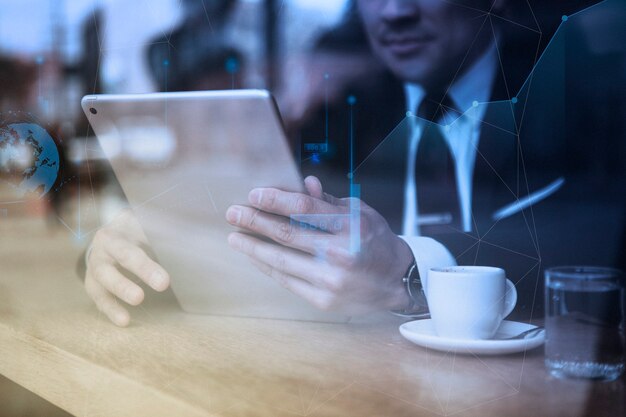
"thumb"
304,176,342,206
304,176,324,199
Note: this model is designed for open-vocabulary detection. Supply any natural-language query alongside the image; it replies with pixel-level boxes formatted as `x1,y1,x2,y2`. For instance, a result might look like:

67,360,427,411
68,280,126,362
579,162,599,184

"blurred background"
2,0,623,234
0,0,371,233
0,1,624,414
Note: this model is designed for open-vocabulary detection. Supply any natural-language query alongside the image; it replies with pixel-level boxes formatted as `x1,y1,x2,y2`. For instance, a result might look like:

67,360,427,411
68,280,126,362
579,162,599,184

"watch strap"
390,258,429,318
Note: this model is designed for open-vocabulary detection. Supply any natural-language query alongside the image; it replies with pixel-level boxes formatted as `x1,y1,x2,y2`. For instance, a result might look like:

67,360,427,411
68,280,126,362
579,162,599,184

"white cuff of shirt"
399,236,457,294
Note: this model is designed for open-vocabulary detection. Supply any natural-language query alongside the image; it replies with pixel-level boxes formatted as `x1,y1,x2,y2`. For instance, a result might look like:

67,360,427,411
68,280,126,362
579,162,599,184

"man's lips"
380,36,434,55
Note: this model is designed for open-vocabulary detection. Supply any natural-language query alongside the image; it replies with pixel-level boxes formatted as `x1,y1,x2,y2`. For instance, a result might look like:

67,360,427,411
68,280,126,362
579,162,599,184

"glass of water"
545,266,625,380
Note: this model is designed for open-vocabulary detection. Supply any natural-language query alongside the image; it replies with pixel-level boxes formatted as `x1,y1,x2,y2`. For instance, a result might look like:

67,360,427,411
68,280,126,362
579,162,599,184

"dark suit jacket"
297,10,626,320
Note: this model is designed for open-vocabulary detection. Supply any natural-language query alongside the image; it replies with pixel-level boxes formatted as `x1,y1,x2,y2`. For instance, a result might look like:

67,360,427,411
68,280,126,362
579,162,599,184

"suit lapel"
472,60,521,234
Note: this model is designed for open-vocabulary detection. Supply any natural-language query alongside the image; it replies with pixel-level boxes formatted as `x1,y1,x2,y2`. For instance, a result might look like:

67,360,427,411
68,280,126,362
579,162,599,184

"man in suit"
222,0,625,318
84,0,625,325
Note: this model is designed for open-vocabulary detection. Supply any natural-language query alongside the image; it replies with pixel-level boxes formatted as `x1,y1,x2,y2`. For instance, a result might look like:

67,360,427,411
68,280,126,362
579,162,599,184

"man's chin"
386,61,435,86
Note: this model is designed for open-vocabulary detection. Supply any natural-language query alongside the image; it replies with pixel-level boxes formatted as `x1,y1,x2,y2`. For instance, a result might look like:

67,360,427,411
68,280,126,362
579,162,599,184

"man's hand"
225,176,413,314
85,210,170,326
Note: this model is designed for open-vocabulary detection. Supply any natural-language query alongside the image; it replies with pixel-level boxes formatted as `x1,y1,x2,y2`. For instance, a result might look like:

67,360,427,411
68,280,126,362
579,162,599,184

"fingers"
226,205,337,255
245,254,334,312
237,190,350,236
99,235,170,292
248,186,346,218
245,179,352,235
85,210,169,326
227,232,331,288
92,263,145,306
85,273,131,327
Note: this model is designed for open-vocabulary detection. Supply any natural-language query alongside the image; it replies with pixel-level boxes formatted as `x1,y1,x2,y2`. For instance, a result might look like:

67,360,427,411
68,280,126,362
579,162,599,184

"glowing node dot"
511,97,518,104
406,111,412,117
347,172,354,179
225,57,239,74
163,59,169,66
347,95,356,105
324,73,329,80
562,15,568,22
472,100,479,107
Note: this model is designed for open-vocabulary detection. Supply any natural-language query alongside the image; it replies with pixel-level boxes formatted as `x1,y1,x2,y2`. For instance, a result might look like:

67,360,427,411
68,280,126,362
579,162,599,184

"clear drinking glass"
545,266,625,380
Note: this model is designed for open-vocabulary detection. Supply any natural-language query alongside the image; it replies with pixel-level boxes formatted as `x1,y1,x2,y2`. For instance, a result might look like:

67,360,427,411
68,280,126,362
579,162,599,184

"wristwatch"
390,258,430,318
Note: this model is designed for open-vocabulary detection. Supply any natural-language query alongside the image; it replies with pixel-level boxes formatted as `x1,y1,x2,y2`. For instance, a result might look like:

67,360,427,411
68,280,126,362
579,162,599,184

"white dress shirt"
399,44,498,288
402,44,497,236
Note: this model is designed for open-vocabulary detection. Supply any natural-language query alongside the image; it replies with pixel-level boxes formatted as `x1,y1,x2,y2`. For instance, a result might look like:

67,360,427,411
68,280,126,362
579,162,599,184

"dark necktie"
414,93,462,235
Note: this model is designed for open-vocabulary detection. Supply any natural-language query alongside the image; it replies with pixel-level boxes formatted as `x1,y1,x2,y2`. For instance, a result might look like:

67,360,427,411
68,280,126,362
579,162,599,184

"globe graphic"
0,122,60,198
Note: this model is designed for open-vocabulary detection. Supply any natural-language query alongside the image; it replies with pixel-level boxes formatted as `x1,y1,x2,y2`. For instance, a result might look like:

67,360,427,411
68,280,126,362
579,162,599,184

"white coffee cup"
426,266,517,340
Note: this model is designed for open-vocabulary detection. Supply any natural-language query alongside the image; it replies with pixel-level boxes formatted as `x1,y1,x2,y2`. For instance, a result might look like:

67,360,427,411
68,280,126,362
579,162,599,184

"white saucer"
399,320,544,355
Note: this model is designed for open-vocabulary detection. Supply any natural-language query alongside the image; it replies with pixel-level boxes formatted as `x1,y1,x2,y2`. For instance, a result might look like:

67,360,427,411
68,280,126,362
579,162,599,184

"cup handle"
503,279,517,318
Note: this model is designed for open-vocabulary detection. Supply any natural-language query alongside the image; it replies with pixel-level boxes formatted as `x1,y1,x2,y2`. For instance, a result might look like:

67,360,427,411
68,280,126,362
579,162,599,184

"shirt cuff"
399,236,457,294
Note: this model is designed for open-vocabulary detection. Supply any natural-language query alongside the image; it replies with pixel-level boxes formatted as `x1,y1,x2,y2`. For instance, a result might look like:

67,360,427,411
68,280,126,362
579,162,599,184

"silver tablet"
82,90,348,322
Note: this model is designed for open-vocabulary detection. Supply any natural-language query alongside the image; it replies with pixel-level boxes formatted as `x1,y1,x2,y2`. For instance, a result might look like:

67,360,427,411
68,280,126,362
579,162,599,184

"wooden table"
1,216,624,417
